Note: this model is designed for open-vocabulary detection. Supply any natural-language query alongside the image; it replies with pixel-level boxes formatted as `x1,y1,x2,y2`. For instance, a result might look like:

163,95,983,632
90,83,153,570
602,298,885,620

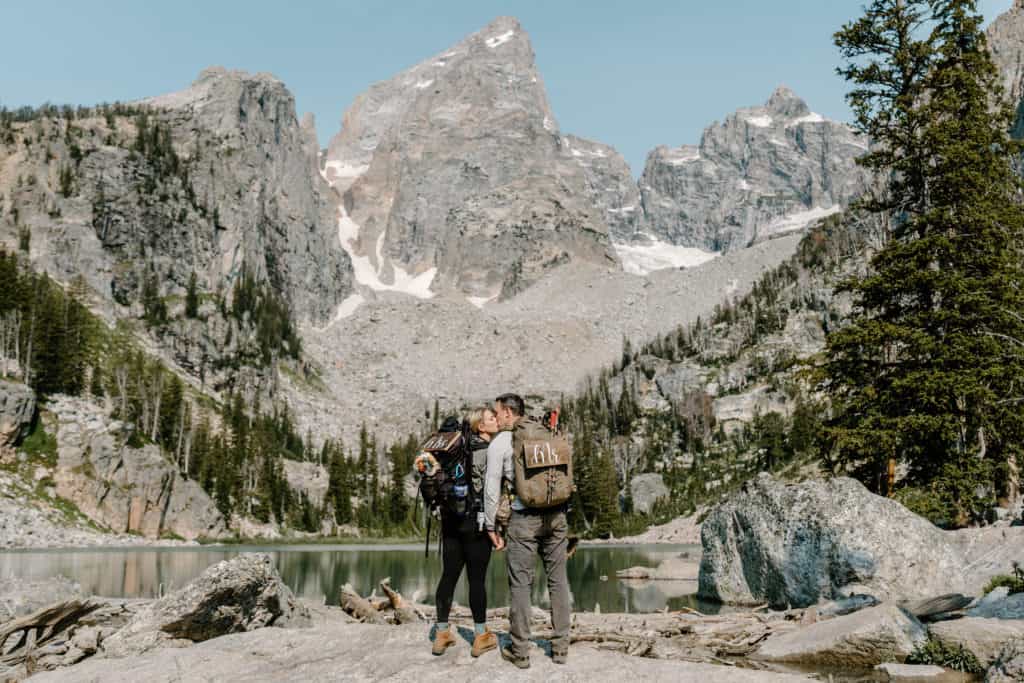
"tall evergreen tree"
822,0,1024,525
387,442,411,526
185,271,199,318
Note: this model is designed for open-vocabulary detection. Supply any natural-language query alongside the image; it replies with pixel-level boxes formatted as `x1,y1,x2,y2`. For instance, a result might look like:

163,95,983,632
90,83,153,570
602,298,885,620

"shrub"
982,562,1024,596
20,421,57,467
906,637,983,674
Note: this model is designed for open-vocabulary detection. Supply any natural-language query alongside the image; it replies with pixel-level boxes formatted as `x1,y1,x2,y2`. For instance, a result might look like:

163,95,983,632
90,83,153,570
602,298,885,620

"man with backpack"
484,393,573,669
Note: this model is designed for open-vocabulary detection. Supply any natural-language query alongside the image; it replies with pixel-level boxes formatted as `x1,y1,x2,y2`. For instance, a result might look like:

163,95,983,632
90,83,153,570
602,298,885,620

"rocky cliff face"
0,67,351,324
323,16,618,301
48,396,227,541
561,134,643,242
987,0,1024,137
143,68,352,321
639,87,869,252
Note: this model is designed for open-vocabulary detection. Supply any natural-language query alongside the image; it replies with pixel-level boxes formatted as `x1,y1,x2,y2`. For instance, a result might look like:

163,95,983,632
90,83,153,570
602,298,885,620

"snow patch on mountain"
467,294,498,309
764,205,841,237
660,146,701,166
319,293,365,329
334,206,436,299
320,166,436,299
614,236,719,276
787,112,826,126
744,114,773,127
486,30,515,48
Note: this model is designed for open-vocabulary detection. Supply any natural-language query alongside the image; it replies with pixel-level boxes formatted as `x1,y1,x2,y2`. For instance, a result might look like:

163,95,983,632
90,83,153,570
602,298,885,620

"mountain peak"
765,85,810,118
478,15,522,34
145,66,289,113
322,14,613,300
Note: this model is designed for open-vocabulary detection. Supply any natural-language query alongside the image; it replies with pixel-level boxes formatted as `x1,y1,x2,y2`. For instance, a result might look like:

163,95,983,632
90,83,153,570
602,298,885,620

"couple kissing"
416,393,573,669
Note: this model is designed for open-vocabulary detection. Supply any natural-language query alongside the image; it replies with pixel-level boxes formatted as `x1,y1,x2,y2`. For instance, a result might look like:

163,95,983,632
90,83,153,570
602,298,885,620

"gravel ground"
291,235,803,446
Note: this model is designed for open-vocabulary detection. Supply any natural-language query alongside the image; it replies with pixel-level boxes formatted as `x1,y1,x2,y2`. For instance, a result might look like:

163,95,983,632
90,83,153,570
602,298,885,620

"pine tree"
185,271,199,318
822,0,1024,525
387,442,410,526
327,444,352,525
591,444,620,537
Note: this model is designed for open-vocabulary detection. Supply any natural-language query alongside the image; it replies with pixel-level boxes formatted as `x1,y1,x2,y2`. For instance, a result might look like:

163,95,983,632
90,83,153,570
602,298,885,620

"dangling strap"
425,507,432,558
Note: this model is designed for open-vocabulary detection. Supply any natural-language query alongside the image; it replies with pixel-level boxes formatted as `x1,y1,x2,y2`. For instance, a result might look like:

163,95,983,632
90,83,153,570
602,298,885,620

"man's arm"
483,431,512,531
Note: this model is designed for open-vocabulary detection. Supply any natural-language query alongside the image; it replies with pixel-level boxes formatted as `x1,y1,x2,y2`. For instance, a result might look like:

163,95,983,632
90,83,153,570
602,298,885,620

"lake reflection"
0,544,715,614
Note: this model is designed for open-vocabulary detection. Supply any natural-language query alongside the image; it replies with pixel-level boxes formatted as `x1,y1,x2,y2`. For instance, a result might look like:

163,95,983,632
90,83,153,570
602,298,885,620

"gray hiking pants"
506,509,570,658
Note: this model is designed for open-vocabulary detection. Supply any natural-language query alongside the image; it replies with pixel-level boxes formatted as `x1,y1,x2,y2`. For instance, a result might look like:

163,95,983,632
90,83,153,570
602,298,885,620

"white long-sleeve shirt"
483,430,524,530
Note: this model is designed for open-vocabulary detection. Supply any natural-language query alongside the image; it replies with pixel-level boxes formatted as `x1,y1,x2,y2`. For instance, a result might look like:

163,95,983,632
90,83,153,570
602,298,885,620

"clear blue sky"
1,1,1013,174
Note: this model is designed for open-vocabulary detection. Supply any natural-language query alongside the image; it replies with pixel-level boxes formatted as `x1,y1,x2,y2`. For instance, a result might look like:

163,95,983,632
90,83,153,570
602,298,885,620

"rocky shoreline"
3,476,1023,681
0,471,194,551
585,507,705,546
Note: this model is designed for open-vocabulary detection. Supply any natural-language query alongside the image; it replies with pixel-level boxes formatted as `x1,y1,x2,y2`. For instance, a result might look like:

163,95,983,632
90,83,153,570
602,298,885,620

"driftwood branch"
379,577,422,624
338,580,425,626
337,579,803,668
0,599,100,667
339,584,387,625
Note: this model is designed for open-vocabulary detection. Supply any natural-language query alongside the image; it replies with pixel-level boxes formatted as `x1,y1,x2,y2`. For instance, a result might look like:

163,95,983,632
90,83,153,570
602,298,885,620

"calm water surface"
0,543,716,614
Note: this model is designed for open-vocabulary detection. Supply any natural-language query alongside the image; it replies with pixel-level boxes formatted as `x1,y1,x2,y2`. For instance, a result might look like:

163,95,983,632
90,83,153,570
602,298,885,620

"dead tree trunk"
0,599,100,668
340,583,387,624
379,577,422,624
149,367,164,443
114,366,129,419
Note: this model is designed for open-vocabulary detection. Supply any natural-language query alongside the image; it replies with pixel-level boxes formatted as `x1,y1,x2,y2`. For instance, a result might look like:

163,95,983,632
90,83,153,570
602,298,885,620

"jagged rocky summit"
2,66,351,324
139,67,352,323
638,86,869,253
323,16,619,301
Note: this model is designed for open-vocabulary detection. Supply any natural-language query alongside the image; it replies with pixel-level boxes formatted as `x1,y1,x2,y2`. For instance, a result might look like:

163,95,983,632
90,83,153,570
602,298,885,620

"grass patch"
906,637,983,674
19,419,57,467
983,562,1024,596
279,362,327,394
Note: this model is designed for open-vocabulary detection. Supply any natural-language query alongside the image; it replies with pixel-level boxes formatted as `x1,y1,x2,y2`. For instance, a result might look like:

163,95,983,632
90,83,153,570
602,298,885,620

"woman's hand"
488,530,505,550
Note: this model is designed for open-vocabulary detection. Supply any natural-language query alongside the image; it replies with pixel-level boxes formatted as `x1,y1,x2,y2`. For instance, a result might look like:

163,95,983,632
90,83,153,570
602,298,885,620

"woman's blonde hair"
466,407,494,434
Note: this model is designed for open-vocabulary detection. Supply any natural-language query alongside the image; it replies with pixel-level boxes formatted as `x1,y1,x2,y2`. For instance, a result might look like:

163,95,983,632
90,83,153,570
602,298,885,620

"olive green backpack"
511,418,574,509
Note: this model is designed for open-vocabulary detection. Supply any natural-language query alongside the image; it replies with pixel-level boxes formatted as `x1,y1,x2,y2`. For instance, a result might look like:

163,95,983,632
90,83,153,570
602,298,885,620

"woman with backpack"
431,406,500,658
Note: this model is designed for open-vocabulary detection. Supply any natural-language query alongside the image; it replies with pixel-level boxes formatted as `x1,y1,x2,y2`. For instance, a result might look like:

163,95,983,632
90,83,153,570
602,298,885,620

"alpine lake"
0,543,716,614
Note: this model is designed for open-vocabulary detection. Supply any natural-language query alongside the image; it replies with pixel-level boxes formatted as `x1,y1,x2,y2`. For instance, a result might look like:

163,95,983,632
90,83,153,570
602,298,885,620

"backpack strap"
460,420,475,512
424,500,431,558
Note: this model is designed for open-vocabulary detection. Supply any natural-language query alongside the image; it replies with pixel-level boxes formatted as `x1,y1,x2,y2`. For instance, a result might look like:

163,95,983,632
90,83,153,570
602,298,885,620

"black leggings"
435,524,492,624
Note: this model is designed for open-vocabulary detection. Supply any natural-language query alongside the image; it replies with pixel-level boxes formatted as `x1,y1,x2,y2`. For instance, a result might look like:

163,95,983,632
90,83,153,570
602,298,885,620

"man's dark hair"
495,393,525,417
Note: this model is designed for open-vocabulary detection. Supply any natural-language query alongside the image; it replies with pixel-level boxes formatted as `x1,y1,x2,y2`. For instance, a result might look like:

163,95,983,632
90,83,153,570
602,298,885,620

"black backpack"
418,417,475,554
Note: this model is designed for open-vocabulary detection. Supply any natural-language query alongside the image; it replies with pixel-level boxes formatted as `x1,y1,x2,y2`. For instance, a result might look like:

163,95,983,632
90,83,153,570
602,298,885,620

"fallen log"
0,599,100,667
339,584,387,625
379,578,423,624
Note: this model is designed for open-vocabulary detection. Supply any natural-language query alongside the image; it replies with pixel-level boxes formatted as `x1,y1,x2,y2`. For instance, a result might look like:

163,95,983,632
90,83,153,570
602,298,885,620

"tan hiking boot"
471,630,497,657
432,628,456,656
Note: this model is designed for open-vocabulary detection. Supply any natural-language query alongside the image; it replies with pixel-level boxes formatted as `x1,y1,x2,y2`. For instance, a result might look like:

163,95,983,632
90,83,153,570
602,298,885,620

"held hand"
488,531,505,550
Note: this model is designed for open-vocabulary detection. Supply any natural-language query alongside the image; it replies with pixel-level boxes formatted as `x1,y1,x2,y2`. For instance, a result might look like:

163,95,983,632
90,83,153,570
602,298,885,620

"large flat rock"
929,617,1024,668
873,663,950,681
29,621,812,682
753,603,927,669
699,474,966,607
951,526,1024,596
100,554,308,658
